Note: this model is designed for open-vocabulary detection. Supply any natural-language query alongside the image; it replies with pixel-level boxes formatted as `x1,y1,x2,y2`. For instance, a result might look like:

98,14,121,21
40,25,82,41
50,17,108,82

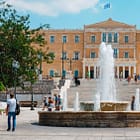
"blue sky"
5,0,140,30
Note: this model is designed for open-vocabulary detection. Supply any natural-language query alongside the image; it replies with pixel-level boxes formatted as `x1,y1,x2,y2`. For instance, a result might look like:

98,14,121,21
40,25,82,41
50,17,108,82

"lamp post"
30,82,34,110
30,66,35,110
66,58,76,79
12,60,20,99
67,58,76,71
61,43,64,79
38,52,42,80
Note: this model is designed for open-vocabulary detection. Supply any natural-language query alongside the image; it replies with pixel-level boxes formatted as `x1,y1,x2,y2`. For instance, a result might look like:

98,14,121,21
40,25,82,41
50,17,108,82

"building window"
114,33,118,43
74,52,80,60
50,70,54,77
124,35,129,43
62,70,66,77
124,52,129,58
91,35,96,43
62,52,67,60
102,33,106,42
62,35,67,43
113,48,118,58
75,35,80,43
90,52,96,58
74,70,79,77
50,36,55,43
108,33,112,43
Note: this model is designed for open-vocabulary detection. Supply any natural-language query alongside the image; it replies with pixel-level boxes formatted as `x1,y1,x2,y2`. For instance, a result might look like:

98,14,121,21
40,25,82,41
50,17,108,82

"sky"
4,0,140,30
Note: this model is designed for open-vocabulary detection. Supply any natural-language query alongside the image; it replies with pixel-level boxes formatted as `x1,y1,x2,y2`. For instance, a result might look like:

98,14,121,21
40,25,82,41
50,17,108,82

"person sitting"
55,95,62,111
53,94,58,108
47,97,54,111
42,96,48,111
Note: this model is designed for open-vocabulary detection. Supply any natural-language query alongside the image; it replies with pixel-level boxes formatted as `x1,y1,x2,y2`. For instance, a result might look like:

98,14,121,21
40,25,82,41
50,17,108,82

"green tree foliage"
0,81,5,91
0,1,55,88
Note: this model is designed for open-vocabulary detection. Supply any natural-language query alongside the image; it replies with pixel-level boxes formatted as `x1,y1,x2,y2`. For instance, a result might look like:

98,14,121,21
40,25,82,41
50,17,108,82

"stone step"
67,79,140,108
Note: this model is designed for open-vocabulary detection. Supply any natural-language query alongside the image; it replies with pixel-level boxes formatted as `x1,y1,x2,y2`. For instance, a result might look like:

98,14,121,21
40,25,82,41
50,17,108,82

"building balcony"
83,58,136,65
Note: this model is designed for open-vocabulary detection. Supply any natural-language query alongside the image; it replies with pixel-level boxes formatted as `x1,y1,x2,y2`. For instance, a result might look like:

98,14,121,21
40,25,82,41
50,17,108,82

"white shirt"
7,98,16,112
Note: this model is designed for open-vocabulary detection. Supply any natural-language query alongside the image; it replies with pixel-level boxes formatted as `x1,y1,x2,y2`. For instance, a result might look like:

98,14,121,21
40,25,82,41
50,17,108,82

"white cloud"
5,0,99,16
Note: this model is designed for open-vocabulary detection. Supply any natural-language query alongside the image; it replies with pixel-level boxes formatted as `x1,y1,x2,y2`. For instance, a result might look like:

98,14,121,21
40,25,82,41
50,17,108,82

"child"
42,96,48,111
47,97,54,111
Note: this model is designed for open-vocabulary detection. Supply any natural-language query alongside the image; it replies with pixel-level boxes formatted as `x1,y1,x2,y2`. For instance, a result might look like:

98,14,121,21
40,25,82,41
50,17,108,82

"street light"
30,82,34,110
38,52,42,80
12,60,20,99
30,66,35,110
65,58,77,79
66,58,76,71
61,43,64,79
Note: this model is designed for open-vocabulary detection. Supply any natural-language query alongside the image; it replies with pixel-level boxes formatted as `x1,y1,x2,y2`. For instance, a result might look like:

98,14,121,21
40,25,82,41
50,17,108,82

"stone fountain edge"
38,111,140,127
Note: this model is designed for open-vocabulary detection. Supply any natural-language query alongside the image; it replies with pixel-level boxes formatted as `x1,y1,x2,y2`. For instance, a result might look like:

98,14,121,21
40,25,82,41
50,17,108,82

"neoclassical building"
41,18,140,79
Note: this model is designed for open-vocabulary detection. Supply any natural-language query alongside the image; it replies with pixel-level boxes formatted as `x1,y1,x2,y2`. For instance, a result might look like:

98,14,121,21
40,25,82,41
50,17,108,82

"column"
134,66,136,74
123,66,125,79
83,62,85,79
88,65,90,74
129,66,131,77
117,66,119,79
94,66,96,79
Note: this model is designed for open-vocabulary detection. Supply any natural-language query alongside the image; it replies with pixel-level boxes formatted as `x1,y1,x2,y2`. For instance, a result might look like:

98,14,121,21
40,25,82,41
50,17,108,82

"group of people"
127,74,140,83
3,92,62,132
134,74,140,83
42,94,62,111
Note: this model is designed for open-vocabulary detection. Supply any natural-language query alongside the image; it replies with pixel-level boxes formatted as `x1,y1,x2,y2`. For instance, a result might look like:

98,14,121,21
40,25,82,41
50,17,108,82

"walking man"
6,93,16,132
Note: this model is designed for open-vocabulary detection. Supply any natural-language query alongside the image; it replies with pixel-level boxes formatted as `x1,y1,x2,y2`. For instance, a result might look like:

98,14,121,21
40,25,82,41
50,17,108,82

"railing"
83,58,136,62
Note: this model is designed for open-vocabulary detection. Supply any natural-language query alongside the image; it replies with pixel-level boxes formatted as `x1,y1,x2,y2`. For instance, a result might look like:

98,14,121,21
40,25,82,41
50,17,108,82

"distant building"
40,18,140,79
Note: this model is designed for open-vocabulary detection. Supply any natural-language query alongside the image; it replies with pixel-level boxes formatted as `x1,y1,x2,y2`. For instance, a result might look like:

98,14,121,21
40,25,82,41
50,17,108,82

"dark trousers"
8,112,16,129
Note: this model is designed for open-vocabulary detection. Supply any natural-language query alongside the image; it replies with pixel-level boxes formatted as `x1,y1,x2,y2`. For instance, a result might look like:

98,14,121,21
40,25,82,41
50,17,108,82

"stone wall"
0,79,54,106
38,111,140,127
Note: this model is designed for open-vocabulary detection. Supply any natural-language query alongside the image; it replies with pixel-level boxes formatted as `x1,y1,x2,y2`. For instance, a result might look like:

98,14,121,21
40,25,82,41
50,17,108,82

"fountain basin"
80,101,130,111
38,111,140,127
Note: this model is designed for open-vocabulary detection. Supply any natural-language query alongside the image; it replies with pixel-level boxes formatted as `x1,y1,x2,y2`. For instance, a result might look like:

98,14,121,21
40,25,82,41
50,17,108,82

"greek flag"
104,3,110,9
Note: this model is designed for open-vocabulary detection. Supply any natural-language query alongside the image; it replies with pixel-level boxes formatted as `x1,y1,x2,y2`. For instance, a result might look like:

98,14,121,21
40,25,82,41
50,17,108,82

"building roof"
85,18,136,29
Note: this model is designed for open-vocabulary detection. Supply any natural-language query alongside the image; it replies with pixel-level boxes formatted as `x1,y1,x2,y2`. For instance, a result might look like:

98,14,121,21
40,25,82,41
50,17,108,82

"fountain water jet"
74,92,79,111
135,88,140,110
94,42,117,111
98,42,116,101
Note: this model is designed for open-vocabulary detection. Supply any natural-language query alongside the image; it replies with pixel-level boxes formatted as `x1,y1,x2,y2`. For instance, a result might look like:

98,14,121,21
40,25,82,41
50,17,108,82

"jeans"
8,112,16,129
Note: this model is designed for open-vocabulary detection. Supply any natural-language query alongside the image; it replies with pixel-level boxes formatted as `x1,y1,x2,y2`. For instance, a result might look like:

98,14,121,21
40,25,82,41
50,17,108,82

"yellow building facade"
41,18,140,79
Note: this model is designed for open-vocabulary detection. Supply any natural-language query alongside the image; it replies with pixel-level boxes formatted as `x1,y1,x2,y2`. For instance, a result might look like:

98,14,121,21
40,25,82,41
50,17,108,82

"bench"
19,101,38,107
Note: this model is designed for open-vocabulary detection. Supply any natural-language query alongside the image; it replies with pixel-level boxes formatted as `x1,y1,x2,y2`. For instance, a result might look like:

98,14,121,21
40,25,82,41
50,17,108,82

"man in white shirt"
6,93,16,132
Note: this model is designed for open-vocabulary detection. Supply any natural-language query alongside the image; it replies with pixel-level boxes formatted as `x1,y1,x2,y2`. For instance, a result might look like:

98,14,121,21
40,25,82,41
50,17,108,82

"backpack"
15,103,20,115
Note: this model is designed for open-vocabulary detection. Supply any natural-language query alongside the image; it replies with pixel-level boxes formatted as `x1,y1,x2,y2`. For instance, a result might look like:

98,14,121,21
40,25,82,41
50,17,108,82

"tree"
0,1,55,88
0,81,5,91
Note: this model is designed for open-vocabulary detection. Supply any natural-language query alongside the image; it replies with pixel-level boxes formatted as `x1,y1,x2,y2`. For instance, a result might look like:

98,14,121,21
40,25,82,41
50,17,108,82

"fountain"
74,92,79,111
81,42,130,111
38,42,140,127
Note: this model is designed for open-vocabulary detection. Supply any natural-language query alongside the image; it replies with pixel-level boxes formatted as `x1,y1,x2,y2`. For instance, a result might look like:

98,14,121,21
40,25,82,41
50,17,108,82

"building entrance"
90,70,94,78
125,70,129,78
